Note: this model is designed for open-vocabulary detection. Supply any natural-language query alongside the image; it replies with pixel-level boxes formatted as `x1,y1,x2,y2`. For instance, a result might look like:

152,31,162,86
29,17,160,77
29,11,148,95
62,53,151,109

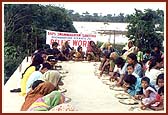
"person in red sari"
86,41,101,61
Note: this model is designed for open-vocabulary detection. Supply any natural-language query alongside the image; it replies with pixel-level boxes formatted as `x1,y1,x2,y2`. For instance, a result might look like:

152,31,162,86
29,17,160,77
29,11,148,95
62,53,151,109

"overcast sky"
50,2,165,16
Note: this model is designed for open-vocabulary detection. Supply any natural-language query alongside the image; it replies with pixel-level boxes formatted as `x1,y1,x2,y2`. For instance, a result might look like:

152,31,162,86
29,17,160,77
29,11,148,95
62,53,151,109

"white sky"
52,2,166,16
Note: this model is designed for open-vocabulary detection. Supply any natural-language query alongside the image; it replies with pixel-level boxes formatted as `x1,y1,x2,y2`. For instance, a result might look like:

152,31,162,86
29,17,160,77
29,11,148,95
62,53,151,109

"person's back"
20,53,44,96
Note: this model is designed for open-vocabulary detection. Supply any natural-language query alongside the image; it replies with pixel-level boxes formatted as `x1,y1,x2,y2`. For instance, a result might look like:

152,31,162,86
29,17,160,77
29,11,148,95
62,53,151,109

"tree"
4,4,77,84
126,9,164,52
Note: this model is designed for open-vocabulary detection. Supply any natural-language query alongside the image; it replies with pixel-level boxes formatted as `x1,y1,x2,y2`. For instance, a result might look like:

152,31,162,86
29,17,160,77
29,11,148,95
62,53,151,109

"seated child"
150,86,164,111
123,74,142,96
140,77,158,110
75,46,85,61
127,64,140,78
155,73,164,91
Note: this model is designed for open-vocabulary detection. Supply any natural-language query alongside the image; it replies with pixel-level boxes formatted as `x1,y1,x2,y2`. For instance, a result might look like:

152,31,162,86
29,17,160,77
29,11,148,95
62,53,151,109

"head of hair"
158,86,164,95
127,53,138,62
31,80,44,90
31,53,44,66
115,57,125,66
127,63,134,69
156,73,164,85
52,42,59,47
146,49,151,54
141,77,150,84
123,74,137,86
149,57,162,70
77,46,82,52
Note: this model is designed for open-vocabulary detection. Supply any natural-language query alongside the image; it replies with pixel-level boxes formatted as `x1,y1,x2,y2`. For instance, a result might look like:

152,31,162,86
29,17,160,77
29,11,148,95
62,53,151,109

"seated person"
123,74,142,96
27,91,65,111
26,63,51,93
150,86,164,111
109,57,128,86
75,46,85,61
99,52,118,77
86,41,101,61
47,55,58,70
61,41,73,61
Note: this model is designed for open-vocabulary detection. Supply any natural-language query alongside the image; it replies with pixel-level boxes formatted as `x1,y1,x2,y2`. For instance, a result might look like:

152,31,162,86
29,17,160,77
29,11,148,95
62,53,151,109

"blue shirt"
127,77,142,96
26,71,43,93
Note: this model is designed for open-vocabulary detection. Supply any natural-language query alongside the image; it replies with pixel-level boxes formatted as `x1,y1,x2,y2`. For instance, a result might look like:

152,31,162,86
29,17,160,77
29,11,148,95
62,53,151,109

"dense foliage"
67,10,127,22
4,4,77,84
126,9,164,52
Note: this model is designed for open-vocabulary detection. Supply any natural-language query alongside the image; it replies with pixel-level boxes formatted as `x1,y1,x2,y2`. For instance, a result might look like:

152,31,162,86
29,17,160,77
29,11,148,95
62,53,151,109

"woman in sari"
86,41,101,61
27,90,65,111
61,41,73,60
21,82,56,111
122,40,138,60
39,70,64,90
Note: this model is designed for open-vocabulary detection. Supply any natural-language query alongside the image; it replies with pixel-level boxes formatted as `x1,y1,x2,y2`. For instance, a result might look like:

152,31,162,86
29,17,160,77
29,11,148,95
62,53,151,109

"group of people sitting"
10,46,77,111
98,40,164,111
10,40,164,111
43,40,102,62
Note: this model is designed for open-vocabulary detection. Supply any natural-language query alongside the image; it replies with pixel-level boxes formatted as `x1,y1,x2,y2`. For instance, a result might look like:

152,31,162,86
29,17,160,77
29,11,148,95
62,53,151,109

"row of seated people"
10,50,76,111
98,50,164,110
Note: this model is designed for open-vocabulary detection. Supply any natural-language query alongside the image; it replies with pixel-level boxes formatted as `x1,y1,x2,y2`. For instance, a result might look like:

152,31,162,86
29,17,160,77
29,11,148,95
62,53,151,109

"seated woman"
145,57,163,86
20,53,44,96
86,41,101,61
39,70,64,90
26,63,51,93
123,74,142,96
21,82,56,111
75,46,85,61
61,41,73,61
122,40,138,60
99,52,118,77
99,44,114,70
27,90,65,111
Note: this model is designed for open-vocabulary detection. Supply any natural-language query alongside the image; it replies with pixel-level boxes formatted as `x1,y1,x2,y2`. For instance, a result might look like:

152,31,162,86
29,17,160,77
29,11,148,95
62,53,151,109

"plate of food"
109,85,125,91
59,70,68,74
115,93,131,99
119,99,139,105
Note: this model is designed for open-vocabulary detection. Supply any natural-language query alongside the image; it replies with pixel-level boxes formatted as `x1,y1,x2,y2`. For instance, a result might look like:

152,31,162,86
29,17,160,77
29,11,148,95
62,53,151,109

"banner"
46,30,97,52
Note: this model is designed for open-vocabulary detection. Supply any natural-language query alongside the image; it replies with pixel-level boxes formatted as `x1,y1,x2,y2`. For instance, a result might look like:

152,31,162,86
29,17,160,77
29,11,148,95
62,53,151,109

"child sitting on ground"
150,86,164,111
126,64,140,78
140,77,158,110
123,74,142,96
155,73,164,91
